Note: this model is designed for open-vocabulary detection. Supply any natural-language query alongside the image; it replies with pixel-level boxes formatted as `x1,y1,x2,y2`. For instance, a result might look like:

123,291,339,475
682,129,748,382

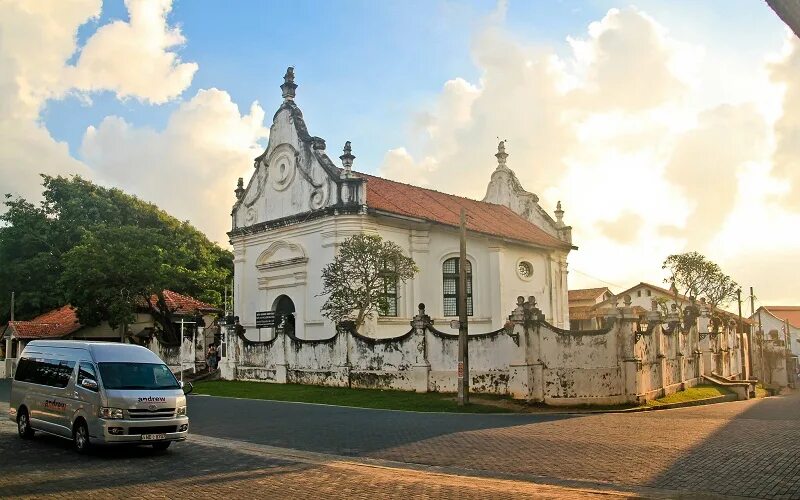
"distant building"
569,282,752,331
751,305,800,357
568,287,613,329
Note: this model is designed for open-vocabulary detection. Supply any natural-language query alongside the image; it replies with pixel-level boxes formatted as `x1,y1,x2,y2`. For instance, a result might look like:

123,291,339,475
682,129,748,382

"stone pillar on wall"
617,295,641,402
507,297,538,401
411,303,431,393
275,328,289,384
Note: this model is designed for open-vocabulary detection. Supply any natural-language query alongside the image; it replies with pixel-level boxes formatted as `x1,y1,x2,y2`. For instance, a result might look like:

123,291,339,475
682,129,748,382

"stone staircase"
704,372,757,400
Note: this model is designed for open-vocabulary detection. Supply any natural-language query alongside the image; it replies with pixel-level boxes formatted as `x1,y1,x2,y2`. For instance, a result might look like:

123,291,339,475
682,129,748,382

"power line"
570,268,626,290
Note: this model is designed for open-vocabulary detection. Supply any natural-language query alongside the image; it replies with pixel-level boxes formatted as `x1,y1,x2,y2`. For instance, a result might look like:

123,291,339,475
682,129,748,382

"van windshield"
98,362,181,390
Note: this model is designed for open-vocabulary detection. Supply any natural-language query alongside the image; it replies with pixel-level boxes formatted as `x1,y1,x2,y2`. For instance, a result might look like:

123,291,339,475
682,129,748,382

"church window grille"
443,257,473,317
379,259,398,317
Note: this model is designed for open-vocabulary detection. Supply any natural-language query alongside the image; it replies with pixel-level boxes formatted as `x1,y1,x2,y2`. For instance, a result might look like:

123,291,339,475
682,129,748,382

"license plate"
141,433,166,441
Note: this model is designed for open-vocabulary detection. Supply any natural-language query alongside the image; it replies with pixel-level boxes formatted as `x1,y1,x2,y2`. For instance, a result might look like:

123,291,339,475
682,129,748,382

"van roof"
26,340,164,364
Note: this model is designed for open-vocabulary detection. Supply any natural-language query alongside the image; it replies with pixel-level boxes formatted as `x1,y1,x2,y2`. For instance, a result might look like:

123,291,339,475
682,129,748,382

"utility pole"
457,208,469,406
737,288,746,379
748,287,756,378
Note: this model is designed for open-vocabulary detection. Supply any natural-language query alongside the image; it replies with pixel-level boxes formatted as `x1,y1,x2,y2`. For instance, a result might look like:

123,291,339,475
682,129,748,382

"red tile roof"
359,173,571,249
763,306,800,329
568,287,612,302
5,291,220,340
6,305,82,340
145,290,221,315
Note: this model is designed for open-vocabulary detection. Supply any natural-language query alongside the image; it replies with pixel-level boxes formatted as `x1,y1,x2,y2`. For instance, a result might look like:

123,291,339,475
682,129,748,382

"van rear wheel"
152,441,171,451
73,421,91,454
17,409,34,439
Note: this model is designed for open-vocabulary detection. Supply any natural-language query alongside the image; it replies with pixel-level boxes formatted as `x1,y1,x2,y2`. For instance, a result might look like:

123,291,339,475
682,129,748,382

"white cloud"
0,0,203,215
378,7,798,304
81,89,268,242
0,0,101,200
66,0,198,104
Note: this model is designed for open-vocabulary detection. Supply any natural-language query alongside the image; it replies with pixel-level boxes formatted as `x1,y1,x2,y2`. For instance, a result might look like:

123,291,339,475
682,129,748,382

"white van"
8,340,190,453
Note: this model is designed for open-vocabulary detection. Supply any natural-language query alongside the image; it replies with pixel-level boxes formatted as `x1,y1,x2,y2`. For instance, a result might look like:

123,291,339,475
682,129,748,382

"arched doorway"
273,295,296,336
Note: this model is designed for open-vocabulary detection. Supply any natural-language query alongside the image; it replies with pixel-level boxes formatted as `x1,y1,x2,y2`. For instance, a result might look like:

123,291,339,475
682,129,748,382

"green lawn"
645,384,730,407
192,380,513,413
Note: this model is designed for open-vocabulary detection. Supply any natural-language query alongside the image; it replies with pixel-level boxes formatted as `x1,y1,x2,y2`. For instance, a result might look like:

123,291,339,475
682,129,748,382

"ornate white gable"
230,68,366,235
483,141,572,245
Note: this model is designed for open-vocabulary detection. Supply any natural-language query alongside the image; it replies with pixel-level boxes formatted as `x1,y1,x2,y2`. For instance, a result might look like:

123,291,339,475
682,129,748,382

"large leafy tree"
0,175,233,332
320,234,418,329
662,251,739,310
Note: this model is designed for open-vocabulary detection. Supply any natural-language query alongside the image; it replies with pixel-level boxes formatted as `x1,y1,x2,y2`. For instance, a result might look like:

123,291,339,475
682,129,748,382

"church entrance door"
273,295,296,337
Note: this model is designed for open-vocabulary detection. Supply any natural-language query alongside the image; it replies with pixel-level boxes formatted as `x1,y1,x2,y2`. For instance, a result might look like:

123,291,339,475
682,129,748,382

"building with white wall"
230,68,575,341
752,306,800,357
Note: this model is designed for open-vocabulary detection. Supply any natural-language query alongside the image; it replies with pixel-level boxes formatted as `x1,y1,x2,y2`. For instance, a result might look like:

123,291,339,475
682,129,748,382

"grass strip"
645,384,730,407
193,380,512,413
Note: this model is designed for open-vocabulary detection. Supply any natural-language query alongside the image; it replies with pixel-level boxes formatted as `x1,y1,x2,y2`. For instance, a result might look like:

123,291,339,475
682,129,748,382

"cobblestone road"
367,394,800,499
2,378,799,499
0,422,640,499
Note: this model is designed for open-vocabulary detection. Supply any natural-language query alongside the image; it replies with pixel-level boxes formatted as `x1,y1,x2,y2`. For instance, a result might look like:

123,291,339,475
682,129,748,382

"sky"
0,0,798,306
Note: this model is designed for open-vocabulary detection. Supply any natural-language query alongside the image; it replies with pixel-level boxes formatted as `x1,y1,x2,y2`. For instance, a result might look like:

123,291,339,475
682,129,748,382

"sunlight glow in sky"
0,0,797,304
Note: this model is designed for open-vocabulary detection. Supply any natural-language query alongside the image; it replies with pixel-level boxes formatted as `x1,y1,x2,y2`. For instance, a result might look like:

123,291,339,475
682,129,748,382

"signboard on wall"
255,311,276,329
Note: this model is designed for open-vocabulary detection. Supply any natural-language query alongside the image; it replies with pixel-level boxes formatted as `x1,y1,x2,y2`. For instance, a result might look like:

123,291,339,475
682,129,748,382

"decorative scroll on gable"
230,67,367,235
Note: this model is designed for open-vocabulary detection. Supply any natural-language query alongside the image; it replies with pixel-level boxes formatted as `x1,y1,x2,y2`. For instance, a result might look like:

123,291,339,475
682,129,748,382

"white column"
488,245,503,329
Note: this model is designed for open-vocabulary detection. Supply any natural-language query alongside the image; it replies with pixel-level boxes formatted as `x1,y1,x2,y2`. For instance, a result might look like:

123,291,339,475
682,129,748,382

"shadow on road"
185,392,578,455
646,392,800,499
0,427,312,497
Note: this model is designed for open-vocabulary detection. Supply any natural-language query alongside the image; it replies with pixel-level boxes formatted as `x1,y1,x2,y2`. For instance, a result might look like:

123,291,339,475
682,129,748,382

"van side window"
14,357,75,388
77,362,97,387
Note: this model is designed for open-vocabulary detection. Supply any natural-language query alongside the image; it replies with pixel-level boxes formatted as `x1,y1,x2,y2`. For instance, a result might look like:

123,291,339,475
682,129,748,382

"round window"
518,261,533,279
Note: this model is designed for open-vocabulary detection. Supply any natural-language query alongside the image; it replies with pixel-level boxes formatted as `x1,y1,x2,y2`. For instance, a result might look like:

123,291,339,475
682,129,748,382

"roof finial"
495,139,508,169
554,201,564,227
235,177,245,201
340,141,355,176
281,66,297,101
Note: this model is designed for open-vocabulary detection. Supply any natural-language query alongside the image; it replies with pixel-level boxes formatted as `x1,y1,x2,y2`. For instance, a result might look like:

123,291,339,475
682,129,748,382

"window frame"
442,257,473,317
378,258,398,317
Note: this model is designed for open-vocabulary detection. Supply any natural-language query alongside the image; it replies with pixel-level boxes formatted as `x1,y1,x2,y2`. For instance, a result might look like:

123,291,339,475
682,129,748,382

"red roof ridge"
356,170,508,207
354,170,571,250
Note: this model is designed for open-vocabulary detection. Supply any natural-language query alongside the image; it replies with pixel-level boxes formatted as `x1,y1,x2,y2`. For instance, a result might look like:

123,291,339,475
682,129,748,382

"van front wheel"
73,421,91,454
17,409,34,439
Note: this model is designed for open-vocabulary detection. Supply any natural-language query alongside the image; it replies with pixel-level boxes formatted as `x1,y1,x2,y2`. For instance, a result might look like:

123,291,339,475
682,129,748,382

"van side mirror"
81,378,99,392
181,381,193,395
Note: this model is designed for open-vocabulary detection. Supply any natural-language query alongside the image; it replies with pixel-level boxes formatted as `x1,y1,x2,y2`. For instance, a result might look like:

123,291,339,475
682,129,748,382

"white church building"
230,68,575,341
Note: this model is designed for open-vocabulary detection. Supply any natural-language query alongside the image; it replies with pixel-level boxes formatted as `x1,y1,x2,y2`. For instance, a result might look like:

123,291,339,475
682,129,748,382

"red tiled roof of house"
359,173,571,250
6,305,82,340
763,306,800,329
569,305,595,320
146,290,221,315
568,287,611,302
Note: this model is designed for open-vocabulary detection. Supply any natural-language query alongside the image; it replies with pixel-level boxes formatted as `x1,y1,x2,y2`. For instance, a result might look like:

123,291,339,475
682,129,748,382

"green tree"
662,251,739,310
320,234,418,329
0,175,232,326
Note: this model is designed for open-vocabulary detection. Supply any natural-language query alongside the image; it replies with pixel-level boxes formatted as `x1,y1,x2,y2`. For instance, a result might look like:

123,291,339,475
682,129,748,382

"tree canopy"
320,234,418,329
662,251,739,310
0,175,232,338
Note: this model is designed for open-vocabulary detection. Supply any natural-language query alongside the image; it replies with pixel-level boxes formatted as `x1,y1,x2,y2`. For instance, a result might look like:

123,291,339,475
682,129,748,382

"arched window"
443,257,473,317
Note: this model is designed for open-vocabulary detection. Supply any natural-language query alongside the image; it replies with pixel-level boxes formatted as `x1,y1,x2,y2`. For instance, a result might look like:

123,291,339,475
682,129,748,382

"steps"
704,372,757,400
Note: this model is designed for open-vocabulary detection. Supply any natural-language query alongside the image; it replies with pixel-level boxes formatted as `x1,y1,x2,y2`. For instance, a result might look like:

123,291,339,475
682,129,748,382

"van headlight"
176,406,187,416
99,407,124,419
